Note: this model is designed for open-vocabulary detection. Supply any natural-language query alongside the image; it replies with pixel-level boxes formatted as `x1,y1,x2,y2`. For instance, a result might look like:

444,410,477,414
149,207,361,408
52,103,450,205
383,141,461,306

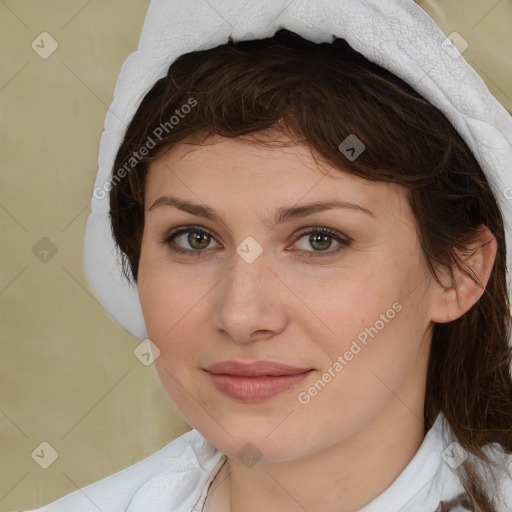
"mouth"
204,360,315,401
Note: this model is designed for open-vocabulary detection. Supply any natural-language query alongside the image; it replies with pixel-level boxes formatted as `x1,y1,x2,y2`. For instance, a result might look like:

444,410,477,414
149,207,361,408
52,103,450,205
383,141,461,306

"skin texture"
137,130,497,512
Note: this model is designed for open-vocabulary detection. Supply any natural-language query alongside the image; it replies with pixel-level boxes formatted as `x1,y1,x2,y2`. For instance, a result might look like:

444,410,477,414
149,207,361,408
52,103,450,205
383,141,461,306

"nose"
213,248,288,344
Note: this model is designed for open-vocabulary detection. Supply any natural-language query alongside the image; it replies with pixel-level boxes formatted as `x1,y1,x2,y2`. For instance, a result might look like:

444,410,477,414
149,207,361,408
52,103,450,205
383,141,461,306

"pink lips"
204,360,314,401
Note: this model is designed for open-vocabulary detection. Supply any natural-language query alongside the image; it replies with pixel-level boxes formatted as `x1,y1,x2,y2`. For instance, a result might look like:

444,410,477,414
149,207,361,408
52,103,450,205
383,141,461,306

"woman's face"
137,130,439,462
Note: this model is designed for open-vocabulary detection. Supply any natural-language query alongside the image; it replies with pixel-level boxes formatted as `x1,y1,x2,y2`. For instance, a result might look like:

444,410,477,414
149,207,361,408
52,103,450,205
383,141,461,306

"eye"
290,227,351,257
163,226,219,256
162,225,351,258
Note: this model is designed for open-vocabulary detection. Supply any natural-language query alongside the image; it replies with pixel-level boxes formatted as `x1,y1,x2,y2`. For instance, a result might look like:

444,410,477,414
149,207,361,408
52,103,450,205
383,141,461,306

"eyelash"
161,225,352,258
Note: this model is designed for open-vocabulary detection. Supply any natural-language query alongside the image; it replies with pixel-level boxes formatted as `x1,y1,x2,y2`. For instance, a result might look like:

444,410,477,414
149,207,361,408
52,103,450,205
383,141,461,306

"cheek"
138,277,194,355
137,254,213,376
288,264,383,349
138,251,181,350
138,267,204,415
301,250,428,379
291,280,425,440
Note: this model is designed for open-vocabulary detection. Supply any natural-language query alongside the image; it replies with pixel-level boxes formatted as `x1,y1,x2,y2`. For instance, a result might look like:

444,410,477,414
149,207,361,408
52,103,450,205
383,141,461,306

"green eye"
292,228,351,257
162,225,351,258
163,226,218,256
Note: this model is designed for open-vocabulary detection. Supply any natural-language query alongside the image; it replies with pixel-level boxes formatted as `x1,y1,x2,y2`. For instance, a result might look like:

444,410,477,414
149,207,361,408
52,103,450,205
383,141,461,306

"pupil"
189,231,209,249
312,233,331,250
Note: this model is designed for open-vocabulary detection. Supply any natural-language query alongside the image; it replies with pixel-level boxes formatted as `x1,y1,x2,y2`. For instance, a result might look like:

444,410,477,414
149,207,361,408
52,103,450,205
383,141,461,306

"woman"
27,0,512,511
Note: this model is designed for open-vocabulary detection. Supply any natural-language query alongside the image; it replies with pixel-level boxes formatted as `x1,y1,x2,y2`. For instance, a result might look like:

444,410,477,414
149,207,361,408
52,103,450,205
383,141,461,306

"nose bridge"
214,241,285,341
224,242,271,304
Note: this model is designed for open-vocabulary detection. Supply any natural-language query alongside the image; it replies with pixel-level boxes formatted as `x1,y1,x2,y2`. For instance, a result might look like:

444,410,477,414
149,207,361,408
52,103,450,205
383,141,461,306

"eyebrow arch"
148,195,376,228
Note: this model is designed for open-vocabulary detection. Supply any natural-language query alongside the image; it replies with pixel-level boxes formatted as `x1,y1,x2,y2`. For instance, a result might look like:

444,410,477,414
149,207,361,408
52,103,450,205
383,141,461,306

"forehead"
145,132,410,223
156,130,328,171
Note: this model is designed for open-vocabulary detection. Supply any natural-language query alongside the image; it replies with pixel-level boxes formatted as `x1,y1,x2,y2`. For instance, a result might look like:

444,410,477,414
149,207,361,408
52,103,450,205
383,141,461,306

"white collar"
125,413,465,511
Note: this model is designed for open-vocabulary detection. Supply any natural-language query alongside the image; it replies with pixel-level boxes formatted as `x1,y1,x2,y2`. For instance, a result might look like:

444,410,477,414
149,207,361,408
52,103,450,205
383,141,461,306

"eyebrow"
148,195,376,228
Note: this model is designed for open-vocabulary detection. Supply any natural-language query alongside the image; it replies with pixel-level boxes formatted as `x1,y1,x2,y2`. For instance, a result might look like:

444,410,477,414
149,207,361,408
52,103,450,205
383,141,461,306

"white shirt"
25,413,512,512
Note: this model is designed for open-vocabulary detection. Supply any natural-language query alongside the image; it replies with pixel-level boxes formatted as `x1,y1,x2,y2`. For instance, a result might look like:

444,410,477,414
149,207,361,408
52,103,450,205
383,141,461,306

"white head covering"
83,0,512,351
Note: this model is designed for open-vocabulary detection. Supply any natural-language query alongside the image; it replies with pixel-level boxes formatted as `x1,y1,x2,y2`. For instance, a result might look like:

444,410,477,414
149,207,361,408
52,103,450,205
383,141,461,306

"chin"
212,433,308,464
190,413,320,464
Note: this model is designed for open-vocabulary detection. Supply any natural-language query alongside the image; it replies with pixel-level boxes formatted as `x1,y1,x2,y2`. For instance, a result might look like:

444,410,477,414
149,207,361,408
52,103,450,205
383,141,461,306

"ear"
430,225,497,324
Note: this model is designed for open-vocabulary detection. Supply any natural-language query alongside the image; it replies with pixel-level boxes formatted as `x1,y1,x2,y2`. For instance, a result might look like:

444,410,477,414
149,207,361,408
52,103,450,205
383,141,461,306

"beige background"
0,1,511,510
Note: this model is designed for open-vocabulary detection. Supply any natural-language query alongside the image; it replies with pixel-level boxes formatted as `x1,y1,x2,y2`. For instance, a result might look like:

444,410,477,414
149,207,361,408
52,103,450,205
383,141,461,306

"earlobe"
430,225,497,324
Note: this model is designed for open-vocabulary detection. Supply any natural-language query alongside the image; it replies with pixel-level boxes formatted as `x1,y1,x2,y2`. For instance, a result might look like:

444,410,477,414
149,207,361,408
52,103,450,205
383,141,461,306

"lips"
204,360,314,401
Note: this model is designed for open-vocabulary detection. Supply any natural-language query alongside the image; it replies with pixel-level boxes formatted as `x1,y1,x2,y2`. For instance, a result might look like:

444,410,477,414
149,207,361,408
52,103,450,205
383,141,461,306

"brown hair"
109,29,512,510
